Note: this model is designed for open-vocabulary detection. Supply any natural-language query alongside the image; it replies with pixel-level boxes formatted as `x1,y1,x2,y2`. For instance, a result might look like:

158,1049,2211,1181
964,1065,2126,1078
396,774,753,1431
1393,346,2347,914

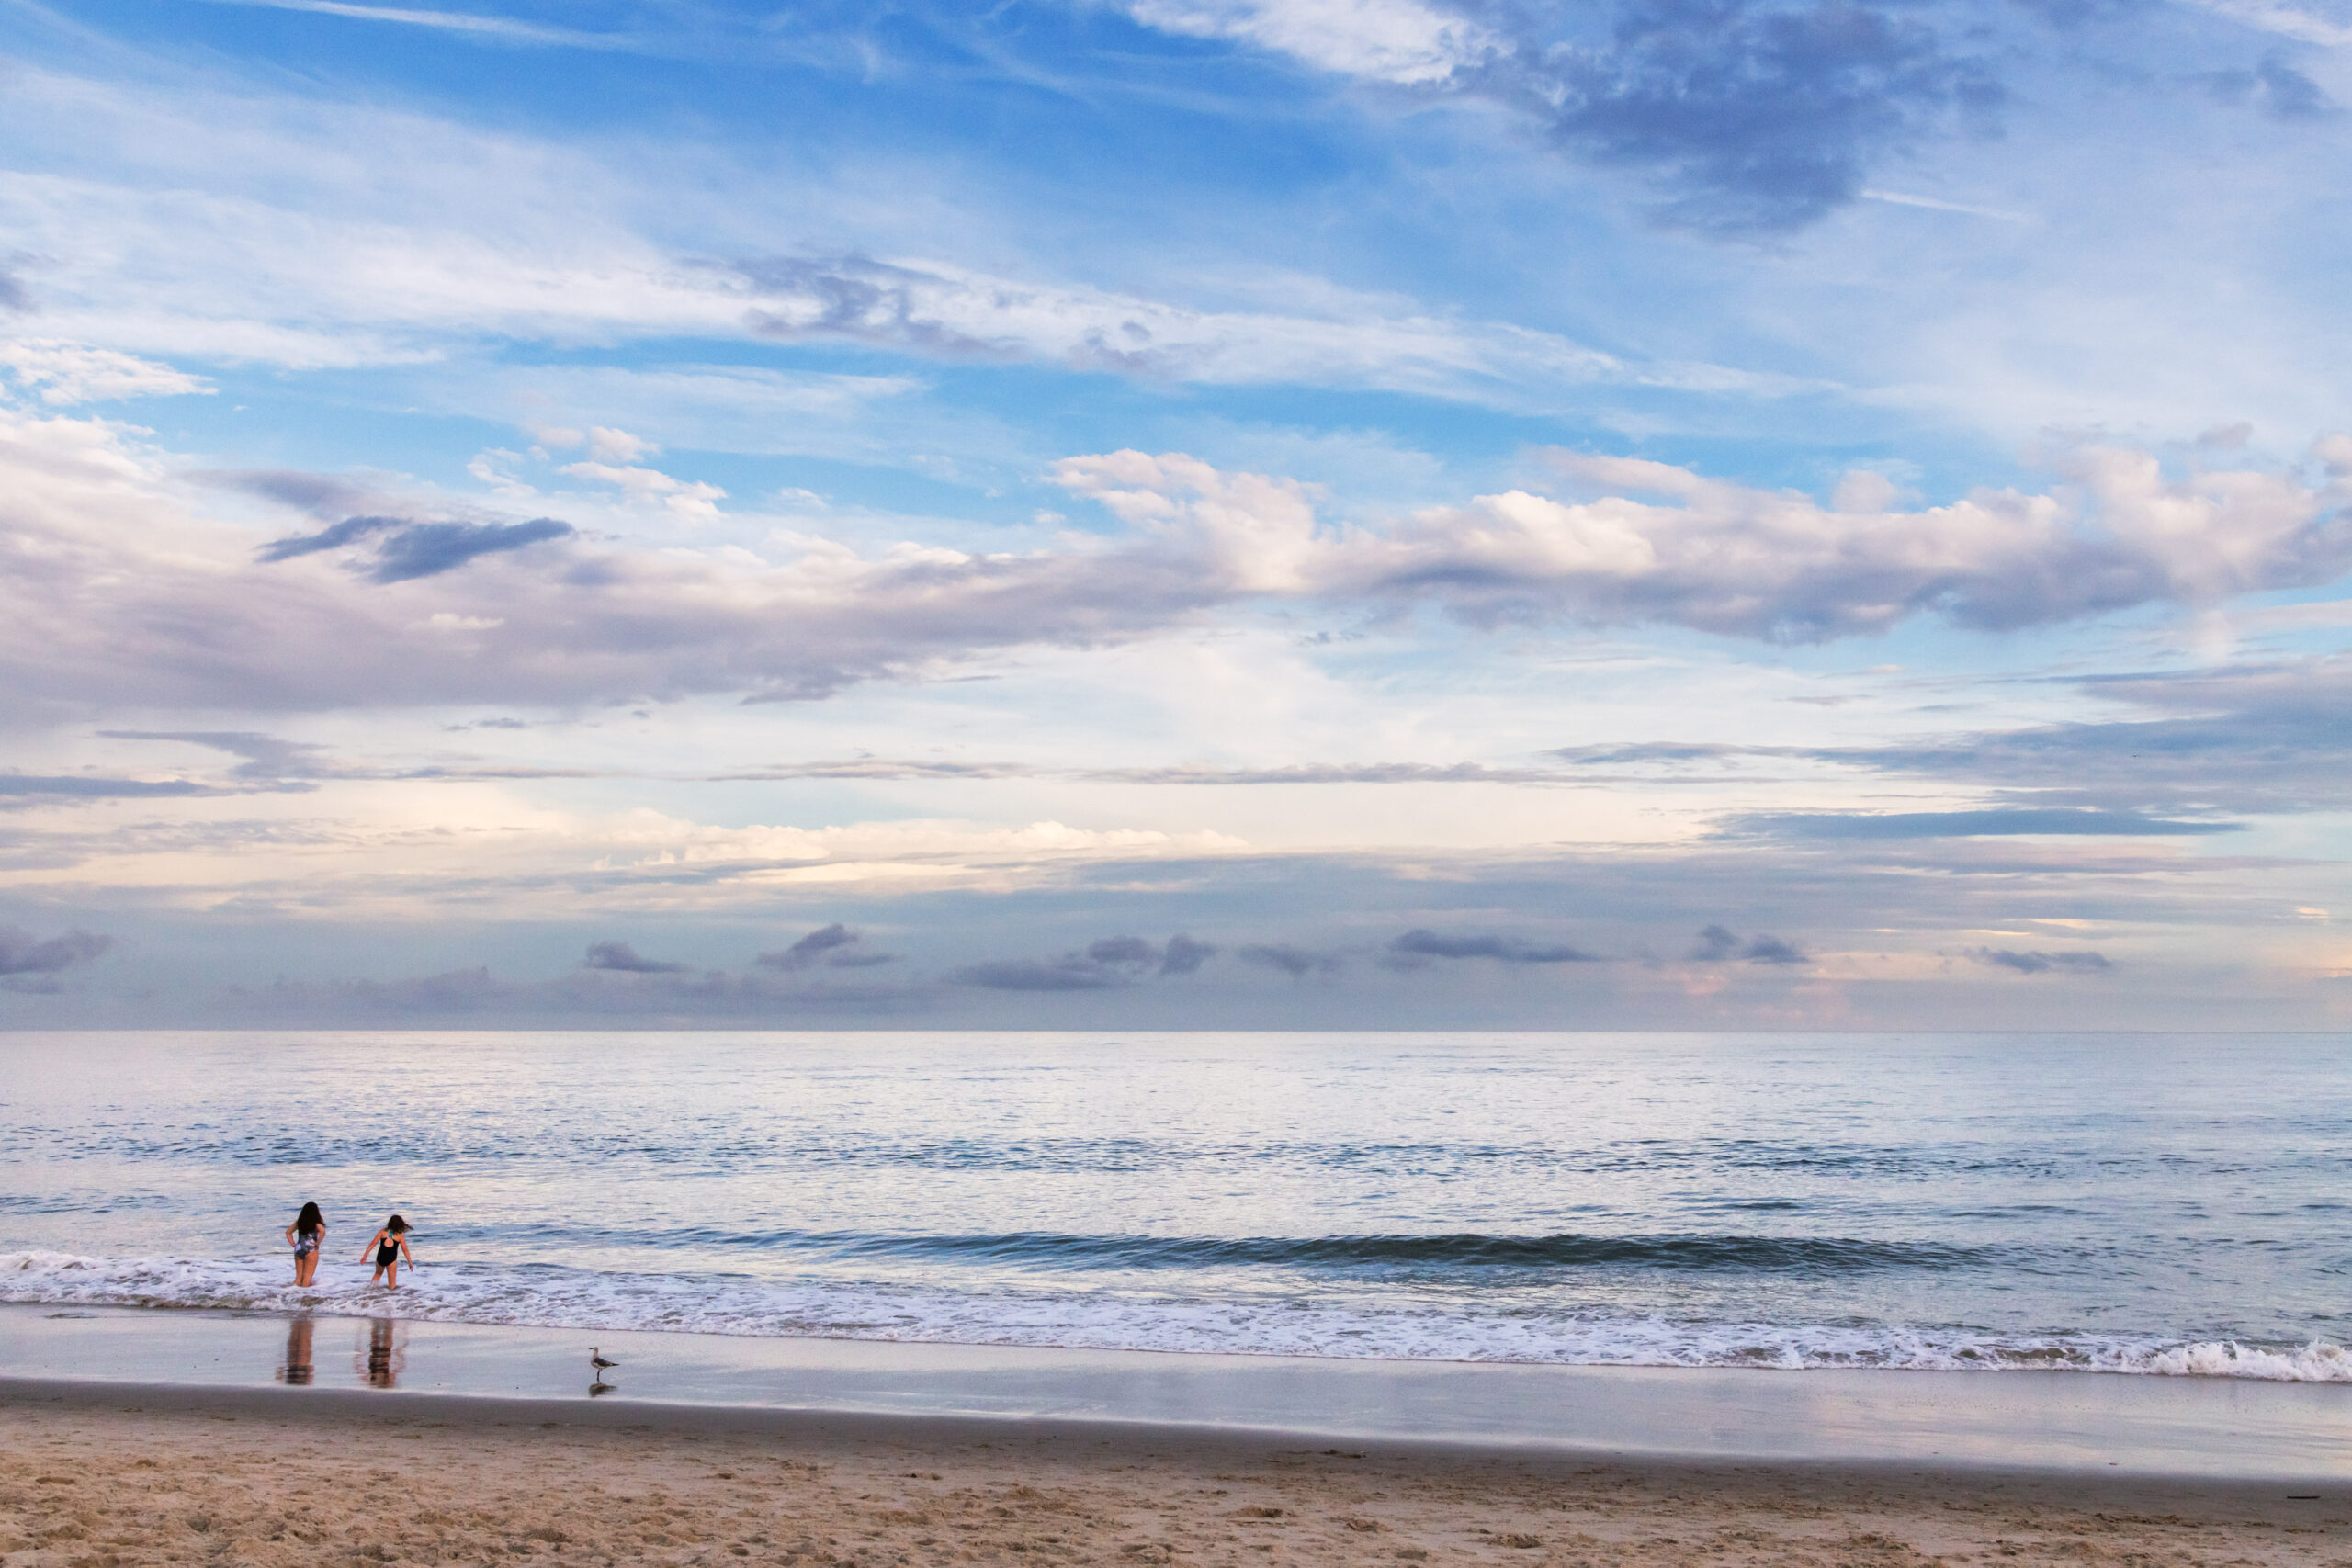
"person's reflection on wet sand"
361,1318,401,1388
277,1318,314,1385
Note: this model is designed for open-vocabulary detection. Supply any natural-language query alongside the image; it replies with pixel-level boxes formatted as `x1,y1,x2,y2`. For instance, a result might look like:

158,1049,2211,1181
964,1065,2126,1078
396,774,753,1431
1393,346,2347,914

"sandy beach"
5,1383,2347,1568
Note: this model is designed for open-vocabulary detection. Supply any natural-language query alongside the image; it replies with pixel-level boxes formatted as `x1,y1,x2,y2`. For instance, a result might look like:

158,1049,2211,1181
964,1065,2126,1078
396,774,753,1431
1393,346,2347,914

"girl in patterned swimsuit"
283,1201,325,1288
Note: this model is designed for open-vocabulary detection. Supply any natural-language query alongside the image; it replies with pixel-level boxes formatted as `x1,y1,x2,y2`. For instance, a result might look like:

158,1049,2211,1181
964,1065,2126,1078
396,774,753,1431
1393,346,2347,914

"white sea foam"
6,1249,2346,1380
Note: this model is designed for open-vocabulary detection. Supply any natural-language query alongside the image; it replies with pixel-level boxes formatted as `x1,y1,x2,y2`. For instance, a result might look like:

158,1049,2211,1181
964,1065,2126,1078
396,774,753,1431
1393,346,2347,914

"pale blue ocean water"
5,1031,2350,1377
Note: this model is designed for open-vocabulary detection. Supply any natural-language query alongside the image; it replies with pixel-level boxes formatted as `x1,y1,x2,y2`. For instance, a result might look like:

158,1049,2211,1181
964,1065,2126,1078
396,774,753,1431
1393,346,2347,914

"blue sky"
1,0,2348,1026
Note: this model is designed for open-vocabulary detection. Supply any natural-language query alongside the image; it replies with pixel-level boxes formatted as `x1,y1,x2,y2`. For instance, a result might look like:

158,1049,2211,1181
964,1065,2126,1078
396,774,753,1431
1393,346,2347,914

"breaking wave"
6,1248,2347,1381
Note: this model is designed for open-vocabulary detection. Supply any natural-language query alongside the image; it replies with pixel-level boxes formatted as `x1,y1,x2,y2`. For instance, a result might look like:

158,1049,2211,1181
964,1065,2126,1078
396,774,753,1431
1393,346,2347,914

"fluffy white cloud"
1053,450,1324,592
1062,443,2352,639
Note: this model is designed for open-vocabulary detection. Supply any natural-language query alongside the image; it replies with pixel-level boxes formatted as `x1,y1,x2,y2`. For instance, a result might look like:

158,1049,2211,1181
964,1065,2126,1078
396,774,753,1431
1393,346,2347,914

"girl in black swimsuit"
362,1213,416,1289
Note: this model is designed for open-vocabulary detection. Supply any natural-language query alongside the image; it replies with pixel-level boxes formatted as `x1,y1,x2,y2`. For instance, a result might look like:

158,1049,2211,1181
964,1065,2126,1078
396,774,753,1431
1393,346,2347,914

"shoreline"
7,1371,2352,1496
8,1304,2352,1482
7,1379,2350,1568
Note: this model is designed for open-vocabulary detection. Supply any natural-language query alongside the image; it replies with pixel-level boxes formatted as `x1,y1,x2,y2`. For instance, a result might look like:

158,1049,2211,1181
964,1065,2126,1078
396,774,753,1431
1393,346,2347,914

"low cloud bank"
952,934,1216,990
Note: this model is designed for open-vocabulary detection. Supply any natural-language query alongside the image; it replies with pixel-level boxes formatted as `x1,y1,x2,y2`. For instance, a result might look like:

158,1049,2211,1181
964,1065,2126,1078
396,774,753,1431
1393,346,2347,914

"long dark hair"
385,1213,409,1235
295,1201,322,1235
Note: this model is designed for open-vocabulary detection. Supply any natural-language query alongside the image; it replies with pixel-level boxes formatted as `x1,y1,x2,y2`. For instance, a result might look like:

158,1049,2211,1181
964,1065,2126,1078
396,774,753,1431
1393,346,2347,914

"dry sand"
4,1385,2349,1568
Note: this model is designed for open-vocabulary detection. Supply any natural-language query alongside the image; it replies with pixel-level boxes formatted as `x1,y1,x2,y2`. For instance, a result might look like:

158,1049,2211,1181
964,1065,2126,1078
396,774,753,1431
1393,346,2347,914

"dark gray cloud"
0,925,110,976
1160,933,1216,976
952,933,1216,990
582,940,692,974
1238,942,1343,977
1387,928,1598,964
1971,947,2114,975
756,922,897,970
258,514,574,583
1689,924,1806,964
0,774,210,800
0,925,111,992
98,730,327,785
1741,932,1807,965
1471,0,2003,234
1732,808,2242,840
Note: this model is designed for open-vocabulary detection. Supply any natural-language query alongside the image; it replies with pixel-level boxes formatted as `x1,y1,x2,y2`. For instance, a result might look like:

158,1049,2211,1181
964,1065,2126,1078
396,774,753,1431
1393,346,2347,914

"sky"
1,0,2349,1028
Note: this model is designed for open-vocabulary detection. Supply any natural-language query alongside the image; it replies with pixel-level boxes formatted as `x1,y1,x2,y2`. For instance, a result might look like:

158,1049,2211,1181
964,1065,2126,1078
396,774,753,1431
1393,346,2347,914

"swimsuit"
293,1226,319,1258
376,1235,401,1267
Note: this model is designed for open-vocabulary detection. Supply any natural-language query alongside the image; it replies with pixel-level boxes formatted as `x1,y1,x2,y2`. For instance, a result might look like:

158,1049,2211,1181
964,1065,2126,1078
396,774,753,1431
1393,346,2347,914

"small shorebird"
590,1348,618,1374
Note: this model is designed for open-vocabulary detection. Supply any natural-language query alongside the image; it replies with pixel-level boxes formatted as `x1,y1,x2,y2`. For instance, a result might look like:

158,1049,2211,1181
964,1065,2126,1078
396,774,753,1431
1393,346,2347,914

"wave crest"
5,1249,2347,1380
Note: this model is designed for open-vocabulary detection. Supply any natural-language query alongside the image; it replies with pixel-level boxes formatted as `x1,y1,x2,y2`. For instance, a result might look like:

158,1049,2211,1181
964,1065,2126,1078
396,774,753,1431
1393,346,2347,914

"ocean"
4,1030,2348,1379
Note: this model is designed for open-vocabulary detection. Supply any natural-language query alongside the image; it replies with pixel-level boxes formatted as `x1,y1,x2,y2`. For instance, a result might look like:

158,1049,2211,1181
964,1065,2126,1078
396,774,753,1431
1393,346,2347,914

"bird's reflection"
277,1317,314,1385
589,1379,616,1397
358,1318,403,1388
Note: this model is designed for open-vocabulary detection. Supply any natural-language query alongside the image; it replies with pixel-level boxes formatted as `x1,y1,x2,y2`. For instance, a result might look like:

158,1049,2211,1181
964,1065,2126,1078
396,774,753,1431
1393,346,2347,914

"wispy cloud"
0,341,215,405
1730,809,2243,839
198,0,630,50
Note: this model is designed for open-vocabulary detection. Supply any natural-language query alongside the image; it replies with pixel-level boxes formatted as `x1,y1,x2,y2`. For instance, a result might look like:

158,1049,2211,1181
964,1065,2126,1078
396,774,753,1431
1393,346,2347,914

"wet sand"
11,1307,2351,1481
5,1382,2349,1567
